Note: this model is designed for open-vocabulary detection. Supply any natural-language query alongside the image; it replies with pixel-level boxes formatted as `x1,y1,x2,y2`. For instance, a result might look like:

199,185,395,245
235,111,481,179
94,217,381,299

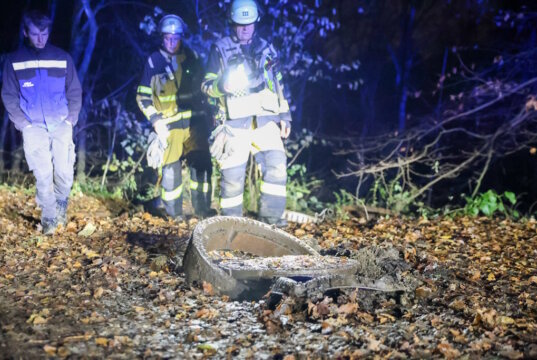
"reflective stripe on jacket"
1,43,82,131
136,46,204,129
201,35,292,124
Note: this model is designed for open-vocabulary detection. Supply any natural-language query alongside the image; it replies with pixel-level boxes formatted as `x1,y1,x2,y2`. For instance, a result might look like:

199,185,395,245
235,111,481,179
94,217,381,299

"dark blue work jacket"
1,43,82,131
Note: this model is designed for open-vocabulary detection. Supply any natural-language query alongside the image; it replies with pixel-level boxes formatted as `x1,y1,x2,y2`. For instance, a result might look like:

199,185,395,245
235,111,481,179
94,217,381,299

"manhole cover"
183,216,359,300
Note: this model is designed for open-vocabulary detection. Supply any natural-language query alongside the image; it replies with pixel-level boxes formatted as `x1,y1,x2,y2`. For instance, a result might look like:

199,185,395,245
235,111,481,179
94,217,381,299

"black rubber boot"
56,199,68,226
42,218,57,235
195,208,217,219
144,197,169,219
259,216,288,228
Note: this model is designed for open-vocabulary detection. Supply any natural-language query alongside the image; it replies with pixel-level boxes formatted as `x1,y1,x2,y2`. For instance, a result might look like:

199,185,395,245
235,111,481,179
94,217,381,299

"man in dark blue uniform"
1,10,82,235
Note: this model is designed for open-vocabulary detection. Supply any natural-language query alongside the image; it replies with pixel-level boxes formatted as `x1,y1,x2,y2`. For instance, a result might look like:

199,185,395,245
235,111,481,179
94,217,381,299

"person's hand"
280,120,291,139
210,124,234,161
153,120,170,146
146,132,165,169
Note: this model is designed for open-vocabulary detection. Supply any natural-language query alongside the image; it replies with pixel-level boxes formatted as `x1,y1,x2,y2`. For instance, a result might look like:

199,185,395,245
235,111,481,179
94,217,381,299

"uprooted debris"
262,244,416,330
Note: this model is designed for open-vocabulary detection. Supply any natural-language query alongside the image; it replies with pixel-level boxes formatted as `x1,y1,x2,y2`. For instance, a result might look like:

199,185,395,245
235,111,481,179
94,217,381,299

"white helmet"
159,14,184,34
230,0,259,25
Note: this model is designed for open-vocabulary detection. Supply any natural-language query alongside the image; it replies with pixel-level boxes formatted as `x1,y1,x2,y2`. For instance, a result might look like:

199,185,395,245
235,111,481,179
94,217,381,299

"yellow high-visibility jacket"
137,46,205,131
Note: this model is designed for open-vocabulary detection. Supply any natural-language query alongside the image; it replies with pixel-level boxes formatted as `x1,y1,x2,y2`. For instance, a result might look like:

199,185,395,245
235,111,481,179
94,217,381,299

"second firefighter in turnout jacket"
202,0,292,226
136,14,213,219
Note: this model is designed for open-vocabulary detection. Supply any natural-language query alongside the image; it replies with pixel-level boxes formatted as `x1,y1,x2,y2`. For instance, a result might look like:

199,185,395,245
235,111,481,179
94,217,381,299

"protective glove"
279,111,292,139
279,120,291,139
153,120,170,146
146,132,166,169
209,124,235,161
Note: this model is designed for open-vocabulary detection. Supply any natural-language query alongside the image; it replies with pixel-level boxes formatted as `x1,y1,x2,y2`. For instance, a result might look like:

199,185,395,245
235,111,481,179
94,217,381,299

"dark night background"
1,0,537,215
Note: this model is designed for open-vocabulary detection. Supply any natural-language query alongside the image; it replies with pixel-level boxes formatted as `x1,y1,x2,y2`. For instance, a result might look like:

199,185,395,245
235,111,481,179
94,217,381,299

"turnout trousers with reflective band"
218,120,286,218
160,127,212,217
22,121,75,222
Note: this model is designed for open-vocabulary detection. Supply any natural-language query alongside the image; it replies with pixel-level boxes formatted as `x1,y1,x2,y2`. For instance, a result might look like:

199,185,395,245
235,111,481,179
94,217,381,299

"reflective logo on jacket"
10,46,70,129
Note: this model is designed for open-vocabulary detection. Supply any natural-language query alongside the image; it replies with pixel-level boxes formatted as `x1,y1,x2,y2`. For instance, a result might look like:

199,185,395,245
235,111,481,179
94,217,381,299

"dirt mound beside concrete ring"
183,216,359,300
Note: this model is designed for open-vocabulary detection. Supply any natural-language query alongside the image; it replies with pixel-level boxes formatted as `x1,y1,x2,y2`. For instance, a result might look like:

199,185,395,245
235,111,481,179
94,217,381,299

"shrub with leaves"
332,189,358,220
286,163,324,213
369,176,412,214
93,99,151,199
463,190,518,219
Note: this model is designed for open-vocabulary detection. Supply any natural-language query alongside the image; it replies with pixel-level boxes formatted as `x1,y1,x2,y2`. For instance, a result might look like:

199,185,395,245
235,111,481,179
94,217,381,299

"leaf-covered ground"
1,186,536,359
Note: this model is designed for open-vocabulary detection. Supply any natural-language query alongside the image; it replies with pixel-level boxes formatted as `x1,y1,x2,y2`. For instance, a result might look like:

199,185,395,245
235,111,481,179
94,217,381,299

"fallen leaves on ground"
0,186,536,358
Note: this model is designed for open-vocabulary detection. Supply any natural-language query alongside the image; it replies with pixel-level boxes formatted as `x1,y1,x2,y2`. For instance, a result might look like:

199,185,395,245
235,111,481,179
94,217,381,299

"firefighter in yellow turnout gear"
202,0,292,227
137,14,213,220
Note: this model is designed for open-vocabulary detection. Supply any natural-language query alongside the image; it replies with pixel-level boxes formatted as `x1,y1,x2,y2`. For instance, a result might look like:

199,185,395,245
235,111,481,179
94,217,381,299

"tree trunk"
427,47,449,206
71,0,100,182
77,0,98,84
10,127,23,173
49,0,58,23
0,112,11,173
397,5,415,133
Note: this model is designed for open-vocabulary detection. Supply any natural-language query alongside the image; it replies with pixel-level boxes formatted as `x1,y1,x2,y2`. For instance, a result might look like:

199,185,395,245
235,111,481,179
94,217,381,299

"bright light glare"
227,64,249,92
